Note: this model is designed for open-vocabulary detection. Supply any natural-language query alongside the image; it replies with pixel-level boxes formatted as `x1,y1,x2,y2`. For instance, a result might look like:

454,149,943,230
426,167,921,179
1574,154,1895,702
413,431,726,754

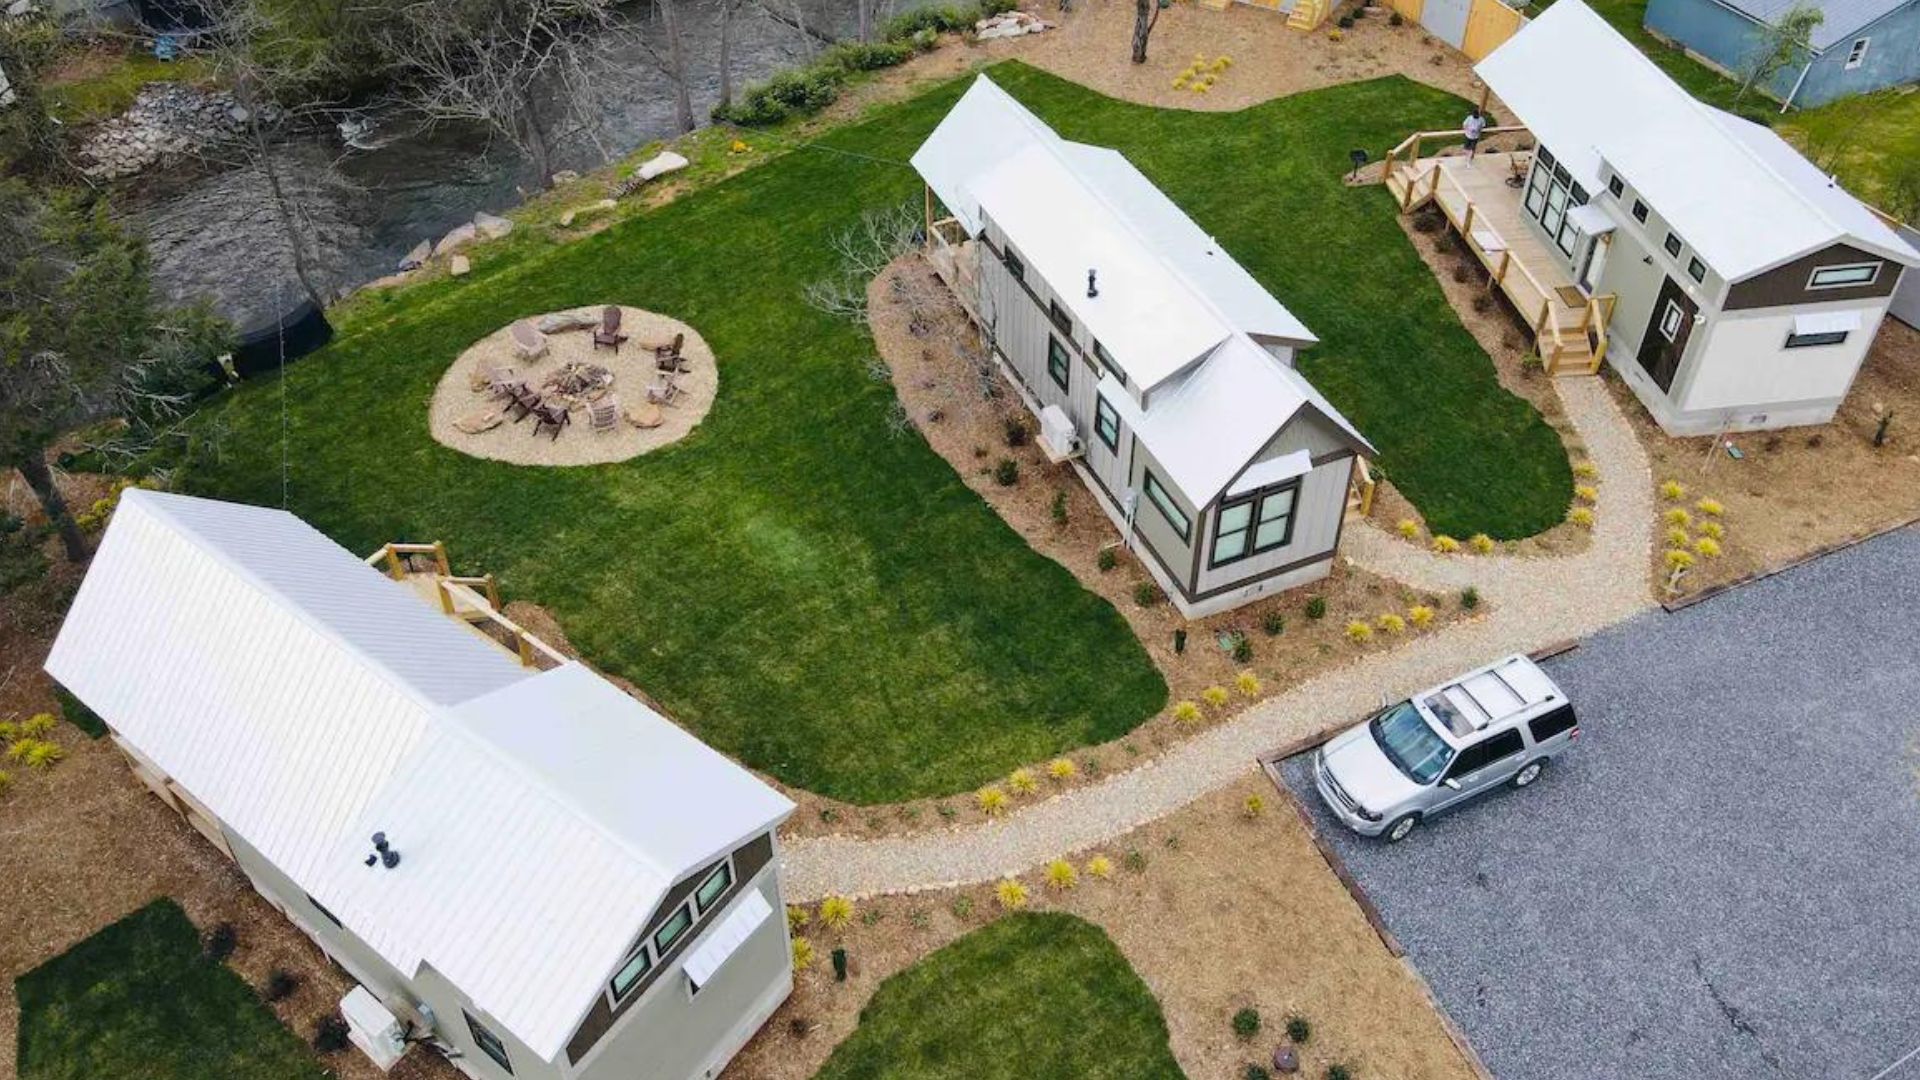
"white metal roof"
1712,0,1913,49
908,75,1061,236
45,491,793,1063
1477,0,1917,280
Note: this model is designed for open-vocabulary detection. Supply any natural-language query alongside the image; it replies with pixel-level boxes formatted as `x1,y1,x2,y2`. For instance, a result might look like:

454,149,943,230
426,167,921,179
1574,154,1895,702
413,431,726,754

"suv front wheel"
1382,814,1419,843
1511,760,1545,789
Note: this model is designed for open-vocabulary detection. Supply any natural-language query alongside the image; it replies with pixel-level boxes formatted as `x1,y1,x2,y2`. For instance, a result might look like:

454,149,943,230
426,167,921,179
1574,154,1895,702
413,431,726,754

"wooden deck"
1383,133,1615,376
365,541,567,670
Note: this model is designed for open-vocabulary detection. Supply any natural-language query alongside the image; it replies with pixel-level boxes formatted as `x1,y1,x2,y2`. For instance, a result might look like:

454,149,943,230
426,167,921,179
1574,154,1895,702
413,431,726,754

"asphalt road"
1284,525,1920,1080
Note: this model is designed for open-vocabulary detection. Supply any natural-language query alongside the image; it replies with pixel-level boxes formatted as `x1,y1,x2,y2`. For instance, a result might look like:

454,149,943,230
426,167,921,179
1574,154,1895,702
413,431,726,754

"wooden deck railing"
1423,164,1571,361
1381,125,1531,196
364,541,565,670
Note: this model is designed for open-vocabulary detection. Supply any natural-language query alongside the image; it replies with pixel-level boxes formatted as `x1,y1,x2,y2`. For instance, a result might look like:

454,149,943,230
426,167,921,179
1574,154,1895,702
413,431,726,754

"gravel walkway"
782,378,1656,900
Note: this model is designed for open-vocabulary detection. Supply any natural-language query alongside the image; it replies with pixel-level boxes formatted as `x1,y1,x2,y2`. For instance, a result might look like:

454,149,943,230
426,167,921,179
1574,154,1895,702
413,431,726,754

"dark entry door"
1637,277,1697,394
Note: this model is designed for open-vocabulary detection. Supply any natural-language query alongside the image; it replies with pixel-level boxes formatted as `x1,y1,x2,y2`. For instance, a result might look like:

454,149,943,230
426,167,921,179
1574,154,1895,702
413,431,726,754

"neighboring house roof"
912,76,1369,505
1477,0,1918,280
1708,0,1913,50
44,491,793,1063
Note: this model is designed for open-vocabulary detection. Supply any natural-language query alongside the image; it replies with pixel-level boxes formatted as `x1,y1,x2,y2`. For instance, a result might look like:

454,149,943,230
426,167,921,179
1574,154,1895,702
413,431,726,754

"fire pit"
541,362,614,411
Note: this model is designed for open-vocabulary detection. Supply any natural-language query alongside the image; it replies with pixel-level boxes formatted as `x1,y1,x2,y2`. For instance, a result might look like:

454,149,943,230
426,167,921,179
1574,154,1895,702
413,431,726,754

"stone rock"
635,150,689,182
559,210,578,227
1272,1045,1299,1074
434,223,479,258
5,0,38,16
537,311,599,334
550,169,581,185
398,239,432,272
560,198,618,228
473,211,514,240
449,255,471,277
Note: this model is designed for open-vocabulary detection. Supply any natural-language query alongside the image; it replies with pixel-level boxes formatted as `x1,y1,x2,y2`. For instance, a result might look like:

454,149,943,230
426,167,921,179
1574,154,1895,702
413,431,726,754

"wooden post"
1477,84,1491,114
923,184,934,247
438,581,456,615
516,632,535,668
382,546,404,581
483,573,500,611
1494,250,1510,288
431,540,450,577
1461,202,1476,238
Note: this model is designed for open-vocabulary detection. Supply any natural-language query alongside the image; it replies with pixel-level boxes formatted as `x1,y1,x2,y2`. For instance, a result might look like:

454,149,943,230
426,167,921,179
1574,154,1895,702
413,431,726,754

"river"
134,0,908,329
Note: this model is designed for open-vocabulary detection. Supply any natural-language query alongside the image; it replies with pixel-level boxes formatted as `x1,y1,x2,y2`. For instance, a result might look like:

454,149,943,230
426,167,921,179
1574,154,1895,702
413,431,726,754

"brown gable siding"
564,832,776,1065
1724,242,1902,310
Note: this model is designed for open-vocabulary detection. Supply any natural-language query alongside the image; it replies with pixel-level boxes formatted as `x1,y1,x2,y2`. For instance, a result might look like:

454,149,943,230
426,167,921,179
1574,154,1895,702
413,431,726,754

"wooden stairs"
1287,0,1331,30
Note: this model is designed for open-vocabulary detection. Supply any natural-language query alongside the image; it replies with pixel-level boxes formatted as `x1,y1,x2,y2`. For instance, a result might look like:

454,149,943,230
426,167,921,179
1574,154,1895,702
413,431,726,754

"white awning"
1227,449,1313,497
1567,203,1615,236
684,889,773,991
1792,310,1862,337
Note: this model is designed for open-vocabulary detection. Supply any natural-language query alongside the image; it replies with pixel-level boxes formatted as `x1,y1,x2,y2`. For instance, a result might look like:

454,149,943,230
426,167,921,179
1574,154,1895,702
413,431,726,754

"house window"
1002,247,1024,282
1046,336,1071,391
1093,395,1120,452
694,862,733,914
1807,263,1880,289
1658,299,1685,342
306,894,343,930
652,904,694,955
1786,328,1849,348
1092,339,1123,380
1047,300,1072,335
1525,158,1587,256
609,946,654,1001
465,1013,514,1075
1686,257,1706,283
1210,483,1299,567
1141,471,1190,541
1606,174,1623,197
1663,232,1682,258
1845,36,1870,69
1631,199,1649,223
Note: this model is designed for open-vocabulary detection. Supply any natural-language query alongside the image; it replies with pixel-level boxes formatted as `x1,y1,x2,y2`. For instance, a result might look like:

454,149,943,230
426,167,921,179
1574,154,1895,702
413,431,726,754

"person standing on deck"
1462,109,1487,161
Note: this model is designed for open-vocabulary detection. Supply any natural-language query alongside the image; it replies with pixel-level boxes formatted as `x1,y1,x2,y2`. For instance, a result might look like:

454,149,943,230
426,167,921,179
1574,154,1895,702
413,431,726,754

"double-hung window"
1807,263,1879,290
1210,483,1299,566
1845,37,1869,69
1142,471,1190,541
1046,336,1071,391
465,1012,514,1074
1093,395,1120,452
1047,299,1072,335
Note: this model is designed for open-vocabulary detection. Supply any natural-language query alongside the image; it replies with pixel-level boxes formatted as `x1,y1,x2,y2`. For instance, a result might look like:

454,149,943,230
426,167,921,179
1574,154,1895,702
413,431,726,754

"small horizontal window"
1807,263,1879,289
1606,175,1623,197
1663,233,1682,258
1048,300,1072,335
1785,330,1849,348
694,863,733,913
1092,340,1123,380
609,947,653,1001
653,904,694,955
1687,257,1706,283
466,1013,514,1075
1631,199,1648,223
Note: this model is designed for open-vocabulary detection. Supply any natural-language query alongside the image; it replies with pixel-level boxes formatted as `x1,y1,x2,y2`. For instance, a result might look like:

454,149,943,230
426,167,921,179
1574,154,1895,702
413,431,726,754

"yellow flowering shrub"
1172,700,1203,725
1469,533,1495,554
791,937,815,970
1235,671,1262,696
1665,549,1695,570
1377,613,1406,634
1346,620,1373,644
1201,685,1231,709
1569,507,1596,528
1660,479,1687,500
1575,485,1599,503
1408,604,1435,628
976,785,1009,816
1694,537,1722,558
1045,860,1078,891
1431,535,1461,554
1666,526,1691,548
1696,498,1724,516
1047,758,1077,781
1700,521,1724,540
1008,768,1038,795
1242,794,1265,819
818,895,854,930
1396,519,1420,539
1087,854,1114,880
1665,508,1692,528
22,713,54,737
996,878,1029,909
1572,461,1599,479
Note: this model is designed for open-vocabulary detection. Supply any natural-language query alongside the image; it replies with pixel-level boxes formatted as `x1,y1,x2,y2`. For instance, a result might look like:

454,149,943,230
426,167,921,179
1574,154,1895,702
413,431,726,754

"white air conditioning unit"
341,986,407,1072
1037,404,1082,464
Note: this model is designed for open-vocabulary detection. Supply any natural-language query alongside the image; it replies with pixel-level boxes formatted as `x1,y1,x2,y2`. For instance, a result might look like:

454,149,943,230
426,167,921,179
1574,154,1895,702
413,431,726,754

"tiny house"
913,78,1375,619
1644,0,1920,107
46,491,796,1080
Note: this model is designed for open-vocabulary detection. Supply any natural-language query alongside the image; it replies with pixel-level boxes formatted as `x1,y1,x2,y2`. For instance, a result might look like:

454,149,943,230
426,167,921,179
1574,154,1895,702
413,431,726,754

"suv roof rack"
1420,656,1557,737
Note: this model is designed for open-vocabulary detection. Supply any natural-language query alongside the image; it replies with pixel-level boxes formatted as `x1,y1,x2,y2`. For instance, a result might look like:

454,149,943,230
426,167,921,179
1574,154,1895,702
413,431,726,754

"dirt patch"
429,307,716,466
1614,318,1920,597
730,775,1479,1080
771,257,1480,837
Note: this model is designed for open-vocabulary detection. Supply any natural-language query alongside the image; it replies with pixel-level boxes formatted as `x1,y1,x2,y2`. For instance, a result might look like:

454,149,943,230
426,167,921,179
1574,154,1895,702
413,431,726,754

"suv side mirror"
1442,778,1461,791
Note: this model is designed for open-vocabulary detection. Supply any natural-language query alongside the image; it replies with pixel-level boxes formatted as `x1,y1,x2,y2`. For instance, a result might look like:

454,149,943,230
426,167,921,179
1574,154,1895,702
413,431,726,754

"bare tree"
1736,3,1822,105
632,0,696,134
855,0,898,42
804,202,923,324
715,0,752,110
1131,0,1163,63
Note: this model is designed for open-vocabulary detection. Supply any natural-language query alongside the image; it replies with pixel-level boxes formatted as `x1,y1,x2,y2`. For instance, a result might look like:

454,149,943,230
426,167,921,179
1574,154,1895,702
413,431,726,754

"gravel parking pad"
1284,525,1920,1080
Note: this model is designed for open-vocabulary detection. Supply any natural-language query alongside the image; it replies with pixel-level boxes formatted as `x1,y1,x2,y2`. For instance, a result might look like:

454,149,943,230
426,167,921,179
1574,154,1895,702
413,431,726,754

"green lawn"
15,900,327,1080
813,912,1185,1079
182,64,1566,803
45,54,215,125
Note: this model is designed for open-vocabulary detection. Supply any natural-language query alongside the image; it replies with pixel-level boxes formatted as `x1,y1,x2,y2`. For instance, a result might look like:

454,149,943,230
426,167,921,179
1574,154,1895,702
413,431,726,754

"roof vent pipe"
365,831,401,870
1087,269,1099,298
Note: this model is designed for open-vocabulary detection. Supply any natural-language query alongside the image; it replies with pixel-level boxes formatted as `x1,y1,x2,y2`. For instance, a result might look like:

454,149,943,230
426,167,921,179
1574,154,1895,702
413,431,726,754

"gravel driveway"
1284,525,1920,1080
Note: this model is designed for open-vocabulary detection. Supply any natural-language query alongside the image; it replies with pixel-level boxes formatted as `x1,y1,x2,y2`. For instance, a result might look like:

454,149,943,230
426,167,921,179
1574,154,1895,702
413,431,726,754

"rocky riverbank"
79,82,278,181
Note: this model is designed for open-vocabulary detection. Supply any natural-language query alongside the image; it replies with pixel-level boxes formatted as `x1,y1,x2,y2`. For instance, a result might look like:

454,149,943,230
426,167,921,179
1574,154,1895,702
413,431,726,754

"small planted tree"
1735,4,1823,105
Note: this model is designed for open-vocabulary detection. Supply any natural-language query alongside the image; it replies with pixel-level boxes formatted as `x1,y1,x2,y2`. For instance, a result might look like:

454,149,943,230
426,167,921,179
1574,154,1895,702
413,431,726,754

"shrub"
312,1015,351,1054
1664,549,1695,570
1123,848,1149,873
1389,9,1403,23
15,739,63,769
1045,859,1078,890
1235,670,1262,696
1008,768,1038,795
1696,497,1724,516
1133,581,1160,607
1375,613,1404,634
1326,1065,1353,1080
1304,596,1328,620
1345,620,1373,644
0,771,11,795
1202,685,1231,709
1337,13,1356,27
792,936,816,970
993,458,1020,486
1572,461,1599,479
1469,533,1495,554
788,905,811,932
995,878,1029,909
1087,854,1115,879
713,65,845,125
204,922,238,962
1286,1014,1311,1042
263,968,299,1002
1232,1006,1262,1040
826,39,915,71
1003,416,1030,447
1047,757,1077,781
0,721,15,743
1694,536,1722,558
1262,610,1285,635
1460,586,1481,610
1096,547,1119,572
21,713,55,737
1665,508,1692,528
1665,526,1690,548
1569,507,1595,528
832,946,849,981
818,895,855,930
1232,635,1254,663
1050,490,1069,525
976,785,1009,816
1700,520,1724,540
1660,479,1687,500
1431,534,1461,554
1242,794,1265,819
950,895,974,919
1408,604,1435,628
1172,700,1203,725
1575,484,1599,503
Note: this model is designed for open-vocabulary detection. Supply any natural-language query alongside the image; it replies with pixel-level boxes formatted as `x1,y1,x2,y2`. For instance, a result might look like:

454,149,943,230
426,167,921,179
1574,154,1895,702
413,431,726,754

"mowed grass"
185,65,1564,802
15,900,327,1080
813,912,1185,1080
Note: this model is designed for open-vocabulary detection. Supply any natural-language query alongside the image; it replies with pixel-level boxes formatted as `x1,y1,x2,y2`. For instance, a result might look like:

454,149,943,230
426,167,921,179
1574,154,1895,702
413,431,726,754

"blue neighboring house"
1644,0,1920,105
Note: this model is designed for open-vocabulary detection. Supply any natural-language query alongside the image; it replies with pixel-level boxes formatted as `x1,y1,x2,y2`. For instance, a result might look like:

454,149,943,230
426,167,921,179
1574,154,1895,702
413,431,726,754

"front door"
1421,0,1472,47
1578,233,1610,293
1636,276,1697,394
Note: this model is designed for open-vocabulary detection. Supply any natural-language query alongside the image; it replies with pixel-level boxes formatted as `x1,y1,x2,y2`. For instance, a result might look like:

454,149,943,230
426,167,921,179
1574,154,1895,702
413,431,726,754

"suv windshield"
1370,702,1455,784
